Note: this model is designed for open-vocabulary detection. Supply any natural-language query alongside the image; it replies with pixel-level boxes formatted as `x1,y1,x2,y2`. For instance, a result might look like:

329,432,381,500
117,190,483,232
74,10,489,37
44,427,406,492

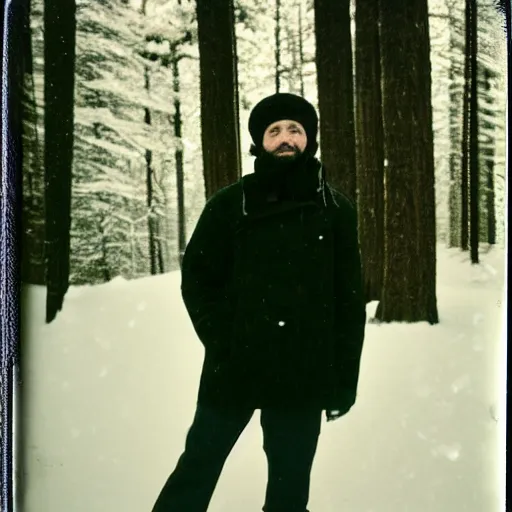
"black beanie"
248,93,319,154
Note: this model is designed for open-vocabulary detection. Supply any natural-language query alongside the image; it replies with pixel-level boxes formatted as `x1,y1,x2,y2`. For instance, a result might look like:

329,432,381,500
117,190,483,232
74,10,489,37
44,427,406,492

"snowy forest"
19,0,507,323
5,1,508,510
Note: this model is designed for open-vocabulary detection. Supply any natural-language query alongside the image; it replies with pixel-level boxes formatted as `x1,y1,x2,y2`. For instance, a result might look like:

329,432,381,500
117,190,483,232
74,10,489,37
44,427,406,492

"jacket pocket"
193,298,234,353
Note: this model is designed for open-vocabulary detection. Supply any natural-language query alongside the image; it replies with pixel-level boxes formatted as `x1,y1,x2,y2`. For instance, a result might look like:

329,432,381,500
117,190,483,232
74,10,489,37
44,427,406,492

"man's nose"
277,134,293,146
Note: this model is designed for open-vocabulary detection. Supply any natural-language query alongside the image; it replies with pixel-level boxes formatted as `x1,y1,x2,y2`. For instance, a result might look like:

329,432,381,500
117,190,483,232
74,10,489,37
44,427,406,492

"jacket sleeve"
180,190,235,352
333,198,367,398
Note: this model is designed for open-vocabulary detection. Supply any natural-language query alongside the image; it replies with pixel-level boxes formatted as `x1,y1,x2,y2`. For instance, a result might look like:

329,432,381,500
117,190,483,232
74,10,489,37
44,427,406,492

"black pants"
151,404,322,512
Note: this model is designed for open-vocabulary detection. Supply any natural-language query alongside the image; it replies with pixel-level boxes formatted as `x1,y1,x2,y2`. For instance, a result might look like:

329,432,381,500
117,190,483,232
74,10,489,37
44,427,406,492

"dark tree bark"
170,46,187,267
469,0,479,264
485,160,496,244
287,24,298,94
447,1,463,248
22,0,35,209
460,0,471,252
314,0,357,201
275,0,282,92
298,0,305,97
143,67,158,275
44,0,77,323
375,0,439,324
481,69,496,245
158,29,193,269
21,0,46,285
155,220,165,274
232,5,242,174
354,0,384,304
141,0,160,275
196,0,241,199
97,218,111,282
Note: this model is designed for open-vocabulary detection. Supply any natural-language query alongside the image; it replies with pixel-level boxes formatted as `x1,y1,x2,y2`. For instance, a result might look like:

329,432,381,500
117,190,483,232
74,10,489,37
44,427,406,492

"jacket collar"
241,155,330,218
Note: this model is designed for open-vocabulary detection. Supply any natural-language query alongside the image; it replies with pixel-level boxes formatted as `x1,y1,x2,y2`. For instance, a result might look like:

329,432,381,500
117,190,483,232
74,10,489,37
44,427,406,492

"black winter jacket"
181,156,366,416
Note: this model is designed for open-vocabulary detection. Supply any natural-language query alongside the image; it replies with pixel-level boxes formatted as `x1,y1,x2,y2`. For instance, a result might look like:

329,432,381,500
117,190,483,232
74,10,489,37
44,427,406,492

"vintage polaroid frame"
1,0,510,511
2,0,23,509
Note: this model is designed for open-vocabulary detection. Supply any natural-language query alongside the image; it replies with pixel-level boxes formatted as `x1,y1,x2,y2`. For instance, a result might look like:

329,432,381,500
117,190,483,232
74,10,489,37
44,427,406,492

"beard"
259,144,307,173
253,143,316,199
249,138,321,202
271,144,302,161
270,143,303,163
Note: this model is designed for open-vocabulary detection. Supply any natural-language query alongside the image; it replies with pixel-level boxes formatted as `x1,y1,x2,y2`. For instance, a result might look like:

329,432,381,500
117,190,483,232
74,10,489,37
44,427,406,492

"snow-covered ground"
19,244,506,512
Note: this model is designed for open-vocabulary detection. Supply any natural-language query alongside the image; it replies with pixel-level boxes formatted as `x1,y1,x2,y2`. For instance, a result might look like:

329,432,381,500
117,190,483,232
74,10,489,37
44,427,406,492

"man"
151,93,366,512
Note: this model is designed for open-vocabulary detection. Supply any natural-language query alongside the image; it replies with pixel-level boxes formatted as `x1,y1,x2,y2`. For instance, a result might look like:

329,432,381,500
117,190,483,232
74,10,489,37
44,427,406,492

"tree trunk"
155,220,165,274
44,0,77,323
22,0,35,210
483,70,496,245
314,0,357,201
298,0,305,97
354,0,384,304
275,0,282,93
171,48,187,267
288,24,299,94
232,4,242,176
143,67,158,275
130,225,136,276
196,0,241,199
460,0,471,252
21,0,46,285
468,0,479,264
447,3,462,248
141,0,159,275
486,161,496,245
97,219,111,282
375,0,439,324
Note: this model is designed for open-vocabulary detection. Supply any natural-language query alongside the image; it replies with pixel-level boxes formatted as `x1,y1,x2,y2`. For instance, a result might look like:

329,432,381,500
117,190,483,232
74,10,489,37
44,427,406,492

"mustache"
275,143,298,153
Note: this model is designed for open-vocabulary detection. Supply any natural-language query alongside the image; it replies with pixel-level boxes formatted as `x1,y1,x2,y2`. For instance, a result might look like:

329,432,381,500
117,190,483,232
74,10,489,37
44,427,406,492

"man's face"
262,119,308,160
